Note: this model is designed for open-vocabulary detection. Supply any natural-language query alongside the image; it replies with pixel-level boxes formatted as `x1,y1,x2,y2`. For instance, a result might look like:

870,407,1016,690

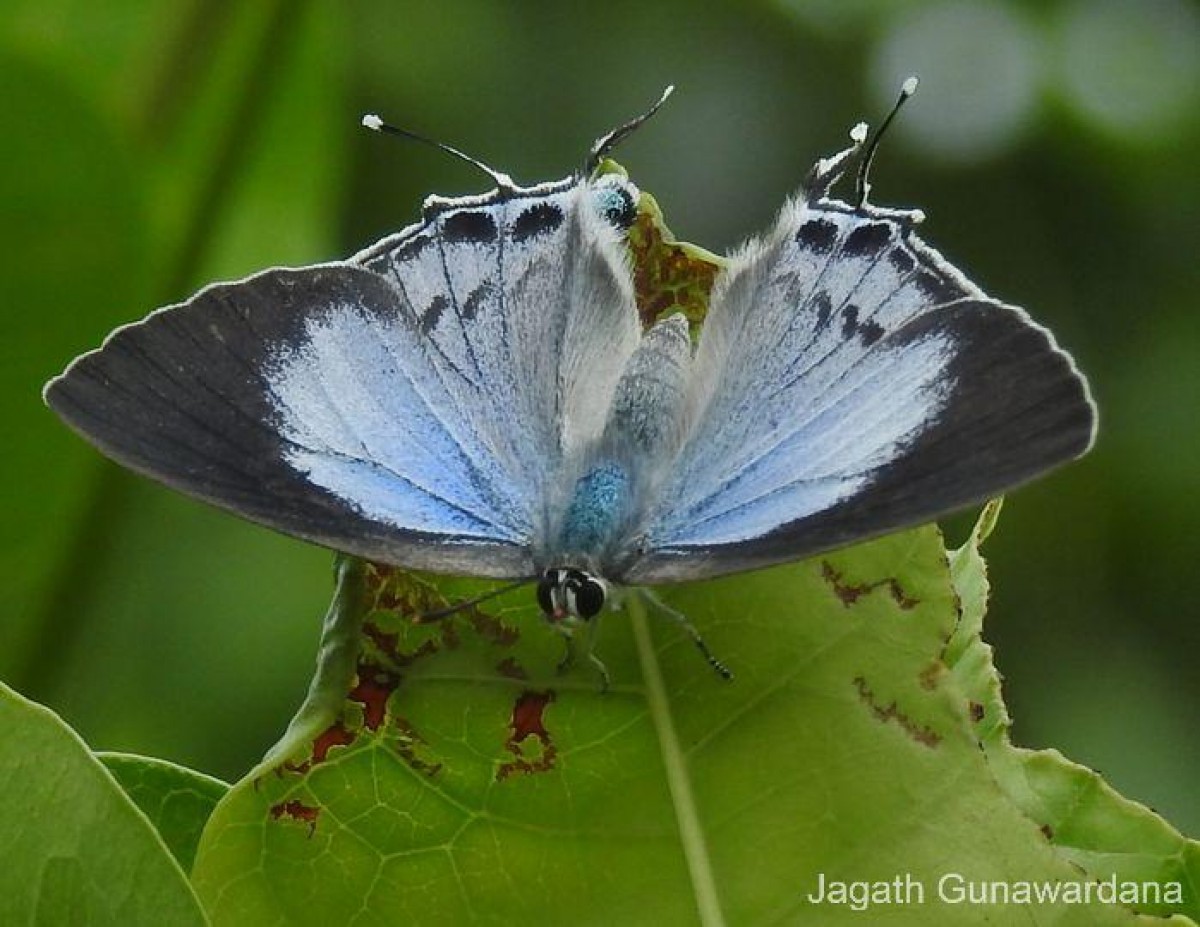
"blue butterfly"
44,84,1096,684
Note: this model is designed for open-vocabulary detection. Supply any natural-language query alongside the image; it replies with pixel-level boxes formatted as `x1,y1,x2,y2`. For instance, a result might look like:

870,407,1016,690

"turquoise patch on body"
559,461,631,554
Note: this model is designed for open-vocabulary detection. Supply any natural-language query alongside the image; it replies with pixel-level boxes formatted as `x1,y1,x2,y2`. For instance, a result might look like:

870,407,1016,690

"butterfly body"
45,100,1096,668
556,461,633,560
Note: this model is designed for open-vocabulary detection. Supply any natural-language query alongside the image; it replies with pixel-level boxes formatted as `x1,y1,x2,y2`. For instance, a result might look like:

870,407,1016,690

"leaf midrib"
630,597,727,927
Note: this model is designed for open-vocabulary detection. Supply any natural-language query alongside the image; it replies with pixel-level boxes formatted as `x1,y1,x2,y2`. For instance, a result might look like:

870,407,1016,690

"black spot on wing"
813,291,833,328
841,305,860,339
843,221,893,257
796,218,838,254
858,317,884,346
840,303,884,347
394,233,433,263
513,202,564,242
462,282,494,321
888,247,916,275
914,268,965,305
421,294,448,333
441,210,498,244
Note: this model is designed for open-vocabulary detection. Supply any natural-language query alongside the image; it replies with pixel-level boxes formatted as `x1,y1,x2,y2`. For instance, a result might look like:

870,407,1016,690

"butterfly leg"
585,650,612,693
555,621,612,692
639,589,734,681
555,628,577,676
579,616,612,693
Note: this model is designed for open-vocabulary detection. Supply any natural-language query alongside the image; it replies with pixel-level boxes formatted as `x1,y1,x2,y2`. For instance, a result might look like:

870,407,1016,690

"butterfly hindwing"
354,180,642,552
622,197,1096,583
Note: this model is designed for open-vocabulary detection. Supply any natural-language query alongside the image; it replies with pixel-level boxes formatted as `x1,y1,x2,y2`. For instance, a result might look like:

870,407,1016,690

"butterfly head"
536,568,608,625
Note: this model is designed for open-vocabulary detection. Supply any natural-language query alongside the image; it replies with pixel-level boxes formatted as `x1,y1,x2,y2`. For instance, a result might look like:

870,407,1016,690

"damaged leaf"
948,500,1200,922
182,182,1197,925
191,514,1197,924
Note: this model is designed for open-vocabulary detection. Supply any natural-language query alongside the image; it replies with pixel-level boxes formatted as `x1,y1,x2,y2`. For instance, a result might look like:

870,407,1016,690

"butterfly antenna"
855,76,919,208
414,578,532,624
805,121,869,201
586,85,675,174
361,113,516,191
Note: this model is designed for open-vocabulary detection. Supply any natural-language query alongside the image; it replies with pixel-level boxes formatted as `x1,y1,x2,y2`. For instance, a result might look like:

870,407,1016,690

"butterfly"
44,83,1096,684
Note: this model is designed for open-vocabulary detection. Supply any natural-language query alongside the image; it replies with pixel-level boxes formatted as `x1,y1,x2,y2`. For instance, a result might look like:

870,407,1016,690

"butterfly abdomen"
603,315,692,457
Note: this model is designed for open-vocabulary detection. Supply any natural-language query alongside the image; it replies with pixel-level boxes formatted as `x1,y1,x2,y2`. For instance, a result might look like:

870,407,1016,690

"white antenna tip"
850,121,869,144
901,76,919,97
361,114,384,131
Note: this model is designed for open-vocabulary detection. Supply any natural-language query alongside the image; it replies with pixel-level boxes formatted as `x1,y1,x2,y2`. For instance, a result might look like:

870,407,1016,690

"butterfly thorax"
556,460,634,559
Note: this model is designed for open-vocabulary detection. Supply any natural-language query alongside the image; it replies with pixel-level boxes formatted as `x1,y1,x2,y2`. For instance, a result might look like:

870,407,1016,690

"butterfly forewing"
621,197,1096,583
45,175,642,578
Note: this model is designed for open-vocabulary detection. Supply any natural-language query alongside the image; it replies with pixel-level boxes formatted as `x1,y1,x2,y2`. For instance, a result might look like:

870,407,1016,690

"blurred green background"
2,0,1196,835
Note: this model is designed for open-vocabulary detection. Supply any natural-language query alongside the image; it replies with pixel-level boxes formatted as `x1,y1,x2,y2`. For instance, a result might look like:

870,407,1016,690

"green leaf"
188,188,1195,926
949,500,1200,922
191,523,1193,924
0,682,206,926
99,752,229,871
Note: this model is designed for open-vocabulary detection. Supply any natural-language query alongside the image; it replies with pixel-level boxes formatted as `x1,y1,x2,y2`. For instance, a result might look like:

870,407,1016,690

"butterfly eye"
573,575,606,620
592,181,638,231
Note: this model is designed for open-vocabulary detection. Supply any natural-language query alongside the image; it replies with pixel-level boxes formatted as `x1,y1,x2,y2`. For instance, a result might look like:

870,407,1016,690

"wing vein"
433,219,484,382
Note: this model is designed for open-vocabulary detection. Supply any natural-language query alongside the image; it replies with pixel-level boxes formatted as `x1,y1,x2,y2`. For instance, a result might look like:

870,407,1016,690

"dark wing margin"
633,297,1094,583
622,198,1097,585
44,265,537,578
